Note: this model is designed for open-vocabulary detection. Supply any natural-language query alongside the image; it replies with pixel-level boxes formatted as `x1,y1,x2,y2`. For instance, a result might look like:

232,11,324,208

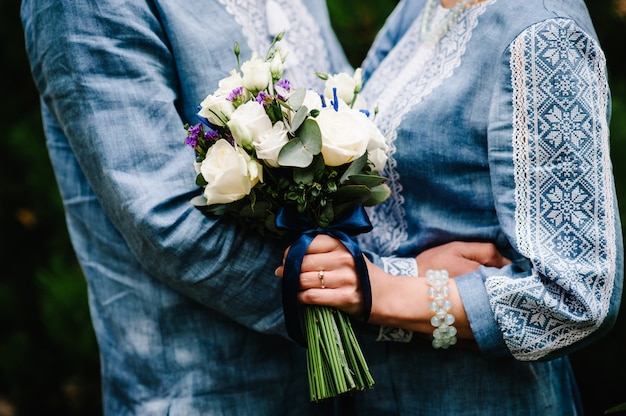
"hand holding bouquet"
185,32,389,401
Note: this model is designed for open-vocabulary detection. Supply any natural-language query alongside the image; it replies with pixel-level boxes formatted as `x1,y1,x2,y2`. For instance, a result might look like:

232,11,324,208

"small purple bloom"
256,91,270,106
276,78,291,91
204,129,219,143
185,123,202,148
185,135,198,148
227,86,244,102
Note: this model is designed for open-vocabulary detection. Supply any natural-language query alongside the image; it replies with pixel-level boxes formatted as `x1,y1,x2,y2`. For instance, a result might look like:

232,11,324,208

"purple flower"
276,78,291,91
227,86,244,102
256,91,271,107
185,123,203,148
204,129,219,144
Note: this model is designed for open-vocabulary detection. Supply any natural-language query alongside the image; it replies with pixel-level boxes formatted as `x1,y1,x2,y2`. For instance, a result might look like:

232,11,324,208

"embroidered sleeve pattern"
487,19,617,360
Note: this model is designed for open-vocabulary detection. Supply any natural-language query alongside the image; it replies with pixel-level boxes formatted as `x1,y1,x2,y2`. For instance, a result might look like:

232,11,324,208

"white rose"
199,139,261,204
216,71,245,96
198,94,234,127
241,54,272,92
316,107,369,166
324,72,357,105
363,114,388,172
227,101,273,149
302,89,323,112
254,121,289,167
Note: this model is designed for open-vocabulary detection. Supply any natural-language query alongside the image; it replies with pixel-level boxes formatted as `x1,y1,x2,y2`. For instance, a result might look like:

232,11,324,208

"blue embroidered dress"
355,0,623,414
21,1,350,414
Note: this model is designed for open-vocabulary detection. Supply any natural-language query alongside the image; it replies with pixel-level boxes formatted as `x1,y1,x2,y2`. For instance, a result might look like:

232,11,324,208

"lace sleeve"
486,18,621,361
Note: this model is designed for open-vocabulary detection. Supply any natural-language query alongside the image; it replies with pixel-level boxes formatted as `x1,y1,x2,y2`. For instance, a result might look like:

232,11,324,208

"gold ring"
318,270,325,289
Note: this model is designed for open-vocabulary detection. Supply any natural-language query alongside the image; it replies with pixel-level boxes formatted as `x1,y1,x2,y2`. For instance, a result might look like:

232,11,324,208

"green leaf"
318,203,334,228
346,173,387,188
278,119,322,168
190,195,208,207
605,402,626,414
290,105,309,133
293,166,315,185
333,184,371,204
278,138,314,167
288,87,306,109
363,184,391,206
195,173,208,187
239,201,272,218
339,153,368,183
297,119,322,153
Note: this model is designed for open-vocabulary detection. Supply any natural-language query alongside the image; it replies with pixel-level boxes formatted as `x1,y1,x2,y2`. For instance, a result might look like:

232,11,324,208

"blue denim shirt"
21,1,350,414
351,0,624,414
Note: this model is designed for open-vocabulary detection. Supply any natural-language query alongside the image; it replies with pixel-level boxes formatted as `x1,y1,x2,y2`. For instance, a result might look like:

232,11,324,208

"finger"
300,270,331,290
298,286,363,317
305,235,345,254
299,250,355,274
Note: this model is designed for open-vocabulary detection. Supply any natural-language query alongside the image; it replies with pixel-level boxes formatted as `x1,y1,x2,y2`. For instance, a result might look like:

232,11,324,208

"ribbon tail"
281,233,315,347
332,231,372,323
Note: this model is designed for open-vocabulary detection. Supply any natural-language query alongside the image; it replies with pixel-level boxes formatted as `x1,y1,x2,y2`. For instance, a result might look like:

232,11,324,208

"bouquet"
184,32,389,401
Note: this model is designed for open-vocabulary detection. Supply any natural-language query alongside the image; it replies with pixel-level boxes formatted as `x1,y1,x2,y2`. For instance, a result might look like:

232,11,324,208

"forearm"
366,268,473,340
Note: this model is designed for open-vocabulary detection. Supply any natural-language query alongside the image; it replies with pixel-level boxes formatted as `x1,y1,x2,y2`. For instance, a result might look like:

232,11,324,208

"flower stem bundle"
305,305,374,401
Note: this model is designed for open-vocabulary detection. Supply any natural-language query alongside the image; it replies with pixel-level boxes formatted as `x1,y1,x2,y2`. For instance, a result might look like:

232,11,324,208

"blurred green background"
1,1,625,415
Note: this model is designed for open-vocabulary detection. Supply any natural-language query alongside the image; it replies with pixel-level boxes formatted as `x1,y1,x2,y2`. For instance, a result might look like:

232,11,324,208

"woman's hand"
276,235,367,316
275,237,511,339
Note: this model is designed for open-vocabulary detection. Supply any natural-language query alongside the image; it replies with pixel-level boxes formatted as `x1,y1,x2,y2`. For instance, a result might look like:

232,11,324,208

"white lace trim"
381,256,418,277
358,1,492,256
491,18,616,360
377,326,414,343
216,0,330,90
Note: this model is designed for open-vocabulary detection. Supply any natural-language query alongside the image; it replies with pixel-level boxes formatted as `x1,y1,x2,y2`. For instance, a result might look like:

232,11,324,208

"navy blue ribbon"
276,206,373,347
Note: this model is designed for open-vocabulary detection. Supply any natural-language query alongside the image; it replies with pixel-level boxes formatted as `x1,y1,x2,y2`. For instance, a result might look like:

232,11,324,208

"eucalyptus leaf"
290,105,309,133
288,87,306,109
278,138,314,167
293,166,315,185
278,119,322,167
297,119,322,154
363,183,391,206
190,195,208,207
339,153,368,183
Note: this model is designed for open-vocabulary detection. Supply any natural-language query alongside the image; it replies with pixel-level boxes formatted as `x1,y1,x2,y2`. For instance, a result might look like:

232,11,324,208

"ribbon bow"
276,206,373,347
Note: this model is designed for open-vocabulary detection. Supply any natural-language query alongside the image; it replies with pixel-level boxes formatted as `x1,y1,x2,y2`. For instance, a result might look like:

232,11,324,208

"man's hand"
416,241,511,277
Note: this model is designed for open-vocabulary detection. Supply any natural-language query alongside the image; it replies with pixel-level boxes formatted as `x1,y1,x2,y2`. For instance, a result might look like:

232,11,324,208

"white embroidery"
358,1,492,256
377,326,414,343
216,0,330,89
381,256,418,277
493,19,615,360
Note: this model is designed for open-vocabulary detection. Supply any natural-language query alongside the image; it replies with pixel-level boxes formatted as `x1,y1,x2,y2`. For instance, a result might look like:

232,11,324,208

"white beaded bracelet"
426,269,457,349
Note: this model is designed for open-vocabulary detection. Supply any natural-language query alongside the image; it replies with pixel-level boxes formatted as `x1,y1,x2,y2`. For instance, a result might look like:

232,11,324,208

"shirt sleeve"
465,18,624,361
22,0,347,336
